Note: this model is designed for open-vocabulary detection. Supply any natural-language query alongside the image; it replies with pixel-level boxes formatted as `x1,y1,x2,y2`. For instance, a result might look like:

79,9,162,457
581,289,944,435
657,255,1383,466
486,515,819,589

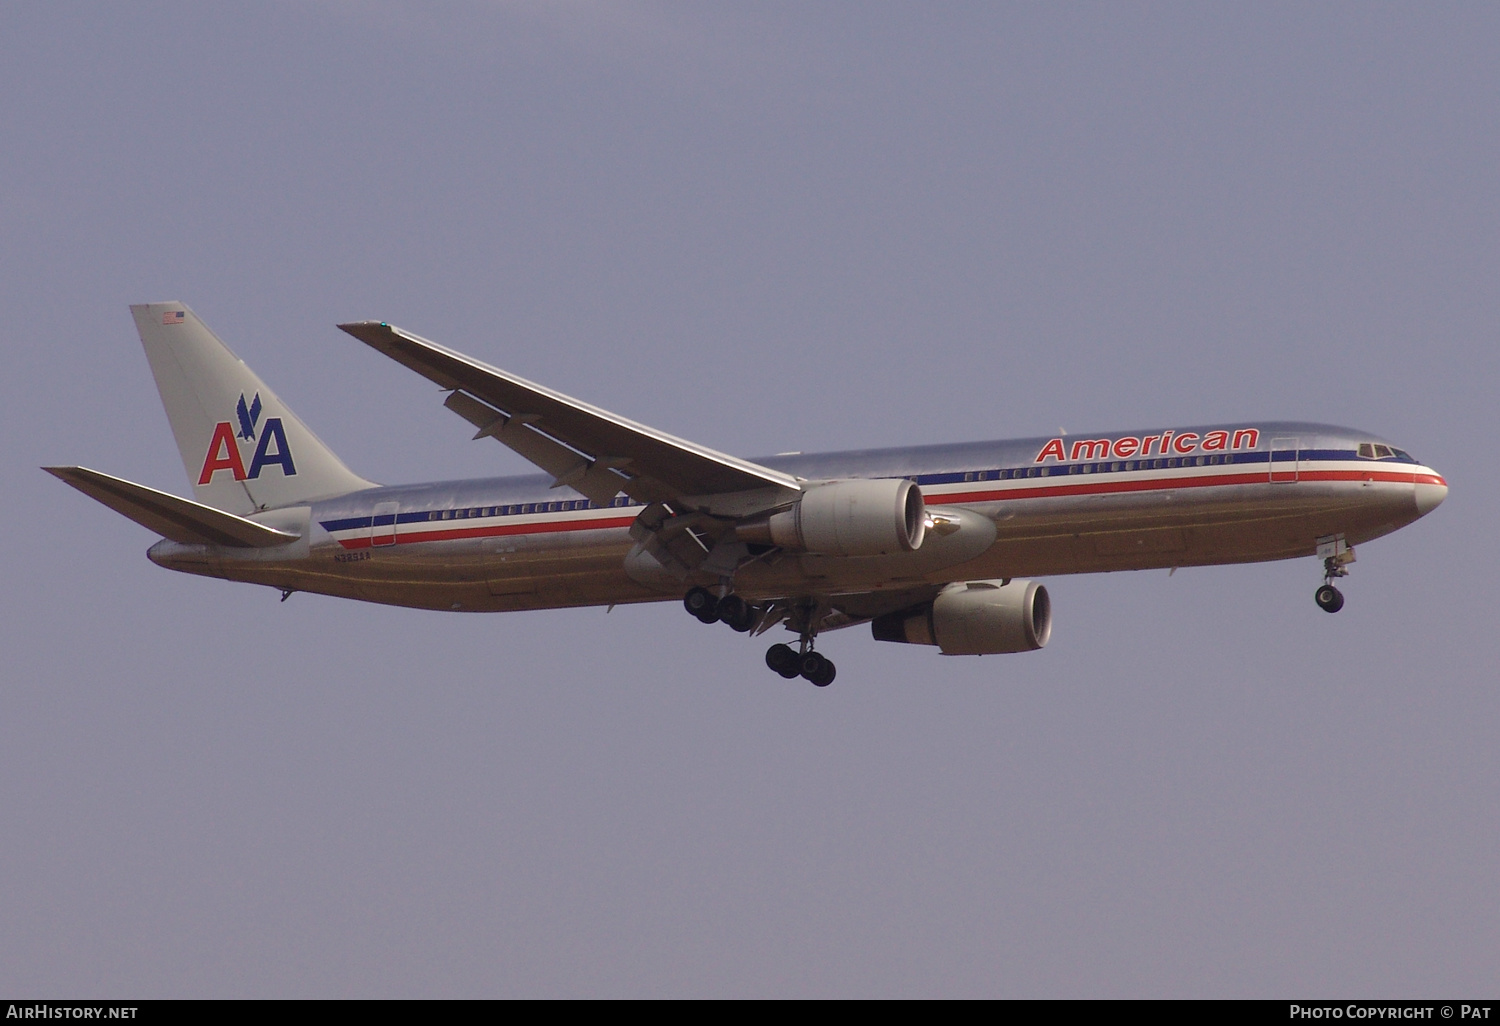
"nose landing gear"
1314,534,1355,613
1315,583,1345,613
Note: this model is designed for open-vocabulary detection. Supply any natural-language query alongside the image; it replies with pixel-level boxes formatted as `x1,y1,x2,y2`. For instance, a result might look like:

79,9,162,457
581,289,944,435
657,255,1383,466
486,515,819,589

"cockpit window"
1358,442,1416,462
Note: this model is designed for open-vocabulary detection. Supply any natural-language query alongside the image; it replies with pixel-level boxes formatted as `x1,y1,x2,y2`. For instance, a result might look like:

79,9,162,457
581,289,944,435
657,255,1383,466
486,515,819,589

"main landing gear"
1314,535,1355,614
683,586,756,632
765,643,836,687
683,586,837,687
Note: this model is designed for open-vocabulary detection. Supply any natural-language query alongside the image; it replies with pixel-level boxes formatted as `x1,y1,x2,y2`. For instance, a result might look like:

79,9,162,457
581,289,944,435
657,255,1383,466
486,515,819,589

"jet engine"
871,579,1051,655
736,478,926,556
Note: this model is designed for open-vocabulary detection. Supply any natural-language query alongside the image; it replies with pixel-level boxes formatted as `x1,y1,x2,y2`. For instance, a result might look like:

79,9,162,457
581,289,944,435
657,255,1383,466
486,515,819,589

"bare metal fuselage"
148,422,1445,617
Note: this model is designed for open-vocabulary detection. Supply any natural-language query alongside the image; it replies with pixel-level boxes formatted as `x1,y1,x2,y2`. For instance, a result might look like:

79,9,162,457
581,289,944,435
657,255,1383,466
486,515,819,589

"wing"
337,321,801,508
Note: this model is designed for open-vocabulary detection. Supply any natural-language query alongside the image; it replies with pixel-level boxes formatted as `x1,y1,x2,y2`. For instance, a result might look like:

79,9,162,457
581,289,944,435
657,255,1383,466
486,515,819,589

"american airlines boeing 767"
47,303,1448,686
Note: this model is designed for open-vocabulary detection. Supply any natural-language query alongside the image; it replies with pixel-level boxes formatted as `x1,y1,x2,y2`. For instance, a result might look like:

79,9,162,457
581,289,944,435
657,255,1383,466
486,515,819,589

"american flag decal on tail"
162,310,185,325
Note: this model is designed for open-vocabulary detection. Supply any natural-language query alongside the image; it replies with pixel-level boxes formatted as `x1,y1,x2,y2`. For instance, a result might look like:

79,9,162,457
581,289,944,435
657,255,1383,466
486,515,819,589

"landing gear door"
1270,437,1299,483
371,501,399,547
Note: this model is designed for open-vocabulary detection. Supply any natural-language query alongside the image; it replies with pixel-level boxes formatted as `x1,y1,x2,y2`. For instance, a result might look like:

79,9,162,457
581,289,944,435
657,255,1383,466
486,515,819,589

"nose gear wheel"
1314,541,1354,614
1315,583,1344,613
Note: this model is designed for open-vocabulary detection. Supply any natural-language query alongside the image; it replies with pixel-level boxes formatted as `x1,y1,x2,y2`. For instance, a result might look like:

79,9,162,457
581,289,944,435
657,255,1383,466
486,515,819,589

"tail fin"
131,303,375,515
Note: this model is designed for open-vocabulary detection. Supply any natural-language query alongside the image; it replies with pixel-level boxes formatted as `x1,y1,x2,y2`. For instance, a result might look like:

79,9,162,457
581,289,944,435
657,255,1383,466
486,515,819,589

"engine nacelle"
871,579,1052,655
737,478,926,556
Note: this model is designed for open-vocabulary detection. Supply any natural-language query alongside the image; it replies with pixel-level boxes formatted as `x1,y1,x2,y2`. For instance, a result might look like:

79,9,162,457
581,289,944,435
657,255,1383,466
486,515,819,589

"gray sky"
3,1,1496,997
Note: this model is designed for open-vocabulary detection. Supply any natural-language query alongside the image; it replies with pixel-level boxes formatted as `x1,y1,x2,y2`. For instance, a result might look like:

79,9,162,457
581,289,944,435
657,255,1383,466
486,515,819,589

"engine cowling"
871,579,1051,655
737,478,926,556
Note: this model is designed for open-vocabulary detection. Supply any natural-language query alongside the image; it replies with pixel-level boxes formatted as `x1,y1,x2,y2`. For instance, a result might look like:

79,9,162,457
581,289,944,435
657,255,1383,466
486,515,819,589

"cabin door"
371,501,399,547
1269,437,1299,483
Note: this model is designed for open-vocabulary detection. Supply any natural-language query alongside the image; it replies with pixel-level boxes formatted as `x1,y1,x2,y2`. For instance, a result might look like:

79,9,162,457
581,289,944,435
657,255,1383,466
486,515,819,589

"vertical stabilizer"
131,303,375,514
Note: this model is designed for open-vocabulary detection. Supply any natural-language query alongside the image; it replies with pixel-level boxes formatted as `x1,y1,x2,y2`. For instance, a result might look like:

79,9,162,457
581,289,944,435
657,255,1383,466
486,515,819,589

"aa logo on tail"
198,392,297,484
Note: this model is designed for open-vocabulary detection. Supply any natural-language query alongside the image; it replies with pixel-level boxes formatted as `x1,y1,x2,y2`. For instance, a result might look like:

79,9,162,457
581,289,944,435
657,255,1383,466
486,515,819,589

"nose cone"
1414,472,1448,517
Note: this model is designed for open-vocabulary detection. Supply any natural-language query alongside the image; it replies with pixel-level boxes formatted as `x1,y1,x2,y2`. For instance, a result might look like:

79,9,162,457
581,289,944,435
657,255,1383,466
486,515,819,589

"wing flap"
44,466,300,548
338,321,799,504
442,390,627,507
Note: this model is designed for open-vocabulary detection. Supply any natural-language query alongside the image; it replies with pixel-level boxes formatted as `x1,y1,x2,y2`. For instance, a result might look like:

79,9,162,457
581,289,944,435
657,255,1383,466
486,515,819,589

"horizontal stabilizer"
43,466,300,548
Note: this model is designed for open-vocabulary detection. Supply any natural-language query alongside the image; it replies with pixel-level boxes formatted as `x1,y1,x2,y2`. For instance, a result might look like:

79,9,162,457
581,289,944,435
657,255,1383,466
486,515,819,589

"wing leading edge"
337,321,800,507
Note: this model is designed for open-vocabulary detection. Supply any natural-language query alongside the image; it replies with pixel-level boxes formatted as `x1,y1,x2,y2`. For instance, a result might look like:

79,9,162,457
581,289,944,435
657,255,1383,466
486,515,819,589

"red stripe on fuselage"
332,466,1432,550
925,467,1420,506
336,514,637,550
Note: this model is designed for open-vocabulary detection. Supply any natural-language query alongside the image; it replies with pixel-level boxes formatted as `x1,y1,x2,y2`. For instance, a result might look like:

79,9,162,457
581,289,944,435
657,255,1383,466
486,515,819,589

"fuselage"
148,421,1447,614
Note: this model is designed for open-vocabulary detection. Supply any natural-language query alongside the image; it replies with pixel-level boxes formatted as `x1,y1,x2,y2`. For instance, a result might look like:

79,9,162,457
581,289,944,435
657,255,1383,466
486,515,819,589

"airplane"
47,303,1448,687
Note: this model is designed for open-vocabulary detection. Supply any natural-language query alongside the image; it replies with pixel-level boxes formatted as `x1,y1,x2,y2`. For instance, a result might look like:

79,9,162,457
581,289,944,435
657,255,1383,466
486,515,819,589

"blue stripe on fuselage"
316,448,1414,536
